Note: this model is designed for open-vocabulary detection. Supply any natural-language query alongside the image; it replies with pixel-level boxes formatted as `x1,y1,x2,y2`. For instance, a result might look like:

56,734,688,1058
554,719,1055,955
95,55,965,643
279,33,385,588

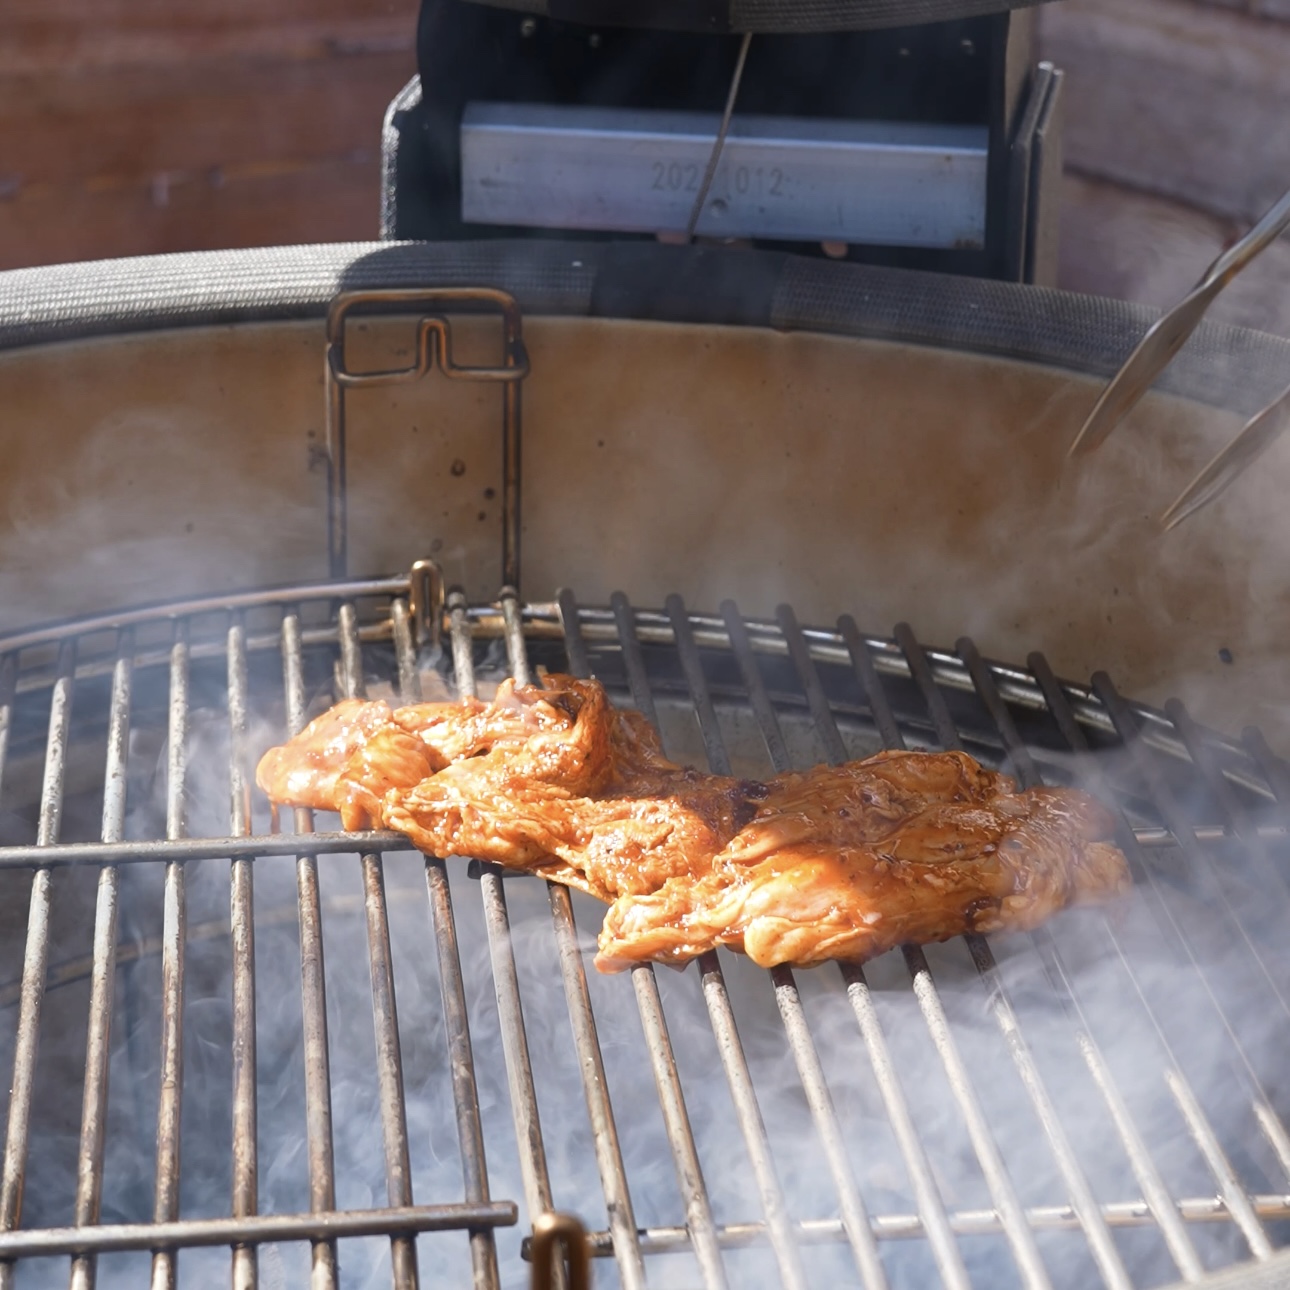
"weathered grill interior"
0,571,1287,1289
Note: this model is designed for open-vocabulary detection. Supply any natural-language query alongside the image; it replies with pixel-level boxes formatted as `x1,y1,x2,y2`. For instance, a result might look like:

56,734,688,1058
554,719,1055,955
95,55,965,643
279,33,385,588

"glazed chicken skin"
257,679,765,899
596,753,1130,969
257,675,1130,971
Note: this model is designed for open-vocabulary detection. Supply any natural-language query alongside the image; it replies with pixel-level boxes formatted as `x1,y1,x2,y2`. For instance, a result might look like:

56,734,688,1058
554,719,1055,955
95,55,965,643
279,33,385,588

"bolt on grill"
0,570,1285,1289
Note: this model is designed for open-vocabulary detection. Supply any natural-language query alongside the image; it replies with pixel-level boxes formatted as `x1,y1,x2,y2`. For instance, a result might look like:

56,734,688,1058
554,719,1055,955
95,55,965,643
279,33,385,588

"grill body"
1,242,1290,1288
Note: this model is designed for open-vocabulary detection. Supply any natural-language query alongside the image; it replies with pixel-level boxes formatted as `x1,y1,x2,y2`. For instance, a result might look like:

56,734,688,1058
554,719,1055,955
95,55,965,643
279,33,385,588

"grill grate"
0,568,1286,1288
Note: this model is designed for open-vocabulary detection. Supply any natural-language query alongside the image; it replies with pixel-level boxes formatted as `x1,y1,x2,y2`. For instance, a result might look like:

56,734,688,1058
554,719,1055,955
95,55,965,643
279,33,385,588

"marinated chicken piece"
257,681,618,830
596,752,1130,970
256,676,1130,971
385,756,765,901
255,698,433,820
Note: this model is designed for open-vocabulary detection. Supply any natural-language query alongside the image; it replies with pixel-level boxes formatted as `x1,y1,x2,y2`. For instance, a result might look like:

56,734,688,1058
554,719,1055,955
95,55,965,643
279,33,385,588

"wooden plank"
0,154,385,270
4,4,418,37
1037,0,1290,223
0,53,415,187
0,0,419,267
1,15,416,76
1057,171,1290,338
1192,0,1290,19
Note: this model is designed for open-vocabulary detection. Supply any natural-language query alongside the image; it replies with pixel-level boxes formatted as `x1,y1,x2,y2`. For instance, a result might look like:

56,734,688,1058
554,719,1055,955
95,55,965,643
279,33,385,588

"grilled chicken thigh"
258,674,1129,971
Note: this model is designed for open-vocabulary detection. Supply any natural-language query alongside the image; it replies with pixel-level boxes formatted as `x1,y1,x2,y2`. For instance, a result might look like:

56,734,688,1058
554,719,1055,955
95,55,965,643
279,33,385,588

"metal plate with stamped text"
461,103,988,250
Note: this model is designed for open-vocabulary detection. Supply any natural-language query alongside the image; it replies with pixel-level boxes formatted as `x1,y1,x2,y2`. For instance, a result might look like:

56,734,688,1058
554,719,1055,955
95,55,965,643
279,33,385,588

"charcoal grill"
2,245,1290,1290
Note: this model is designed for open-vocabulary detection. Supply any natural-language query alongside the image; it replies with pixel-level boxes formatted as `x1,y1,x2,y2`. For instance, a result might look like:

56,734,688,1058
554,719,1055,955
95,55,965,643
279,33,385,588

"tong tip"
1068,401,1119,459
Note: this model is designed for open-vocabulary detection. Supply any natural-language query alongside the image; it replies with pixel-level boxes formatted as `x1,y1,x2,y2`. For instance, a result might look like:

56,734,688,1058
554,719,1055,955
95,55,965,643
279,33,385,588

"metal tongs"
1068,182,1290,530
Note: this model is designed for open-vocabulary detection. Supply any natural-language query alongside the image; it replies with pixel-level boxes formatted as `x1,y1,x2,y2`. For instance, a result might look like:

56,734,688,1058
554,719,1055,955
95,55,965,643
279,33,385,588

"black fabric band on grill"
2,240,1289,419
768,254,1290,418
588,244,784,326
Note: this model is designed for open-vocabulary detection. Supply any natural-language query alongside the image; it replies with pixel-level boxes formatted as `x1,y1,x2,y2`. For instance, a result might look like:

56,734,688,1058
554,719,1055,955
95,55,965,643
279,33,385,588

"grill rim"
2,242,1290,419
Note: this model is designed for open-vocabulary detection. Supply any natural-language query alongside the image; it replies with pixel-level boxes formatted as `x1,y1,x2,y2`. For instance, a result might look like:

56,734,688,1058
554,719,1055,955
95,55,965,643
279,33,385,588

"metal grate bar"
842,626,1052,1289
895,627,1130,1287
555,590,593,679
1092,672,1290,1185
1028,654,1276,1261
500,593,531,691
1099,681,1290,1034
775,605,848,766
0,834,409,869
337,603,419,1290
720,603,795,775
452,591,553,1227
0,577,410,658
1241,727,1290,806
776,605,973,1290
837,616,903,752
1170,706,1282,842
954,639,1206,1283
423,857,501,1288
911,626,1192,1285
0,656,15,803
447,592,476,698
893,623,961,751
545,887,646,1290
1031,925,1207,1283
228,614,259,1290
446,593,559,1245
447,592,477,701
840,961,976,1290
666,595,809,1290
768,969,889,1283
519,592,646,1290
0,1203,517,1260
1165,698,1290,949
944,638,1151,1288
391,598,501,1290
0,641,73,1290
609,594,658,728
576,1190,1290,1253
152,622,190,1290
563,589,729,1290
70,631,133,1290
391,599,420,703
904,942,1056,1290
281,607,340,1288
0,823,1233,873
720,600,890,1290
665,597,735,781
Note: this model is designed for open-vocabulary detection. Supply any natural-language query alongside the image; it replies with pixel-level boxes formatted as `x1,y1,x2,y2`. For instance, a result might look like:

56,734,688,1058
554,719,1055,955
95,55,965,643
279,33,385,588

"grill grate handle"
324,287,529,591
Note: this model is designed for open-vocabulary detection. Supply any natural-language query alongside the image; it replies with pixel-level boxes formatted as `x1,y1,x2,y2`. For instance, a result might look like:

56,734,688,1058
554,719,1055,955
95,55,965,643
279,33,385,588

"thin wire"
685,33,753,242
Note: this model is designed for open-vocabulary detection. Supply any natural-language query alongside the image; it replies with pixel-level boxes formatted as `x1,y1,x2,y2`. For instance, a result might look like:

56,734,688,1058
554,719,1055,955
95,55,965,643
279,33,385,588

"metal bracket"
323,287,529,590
408,558,445,652
529,1212,589,1290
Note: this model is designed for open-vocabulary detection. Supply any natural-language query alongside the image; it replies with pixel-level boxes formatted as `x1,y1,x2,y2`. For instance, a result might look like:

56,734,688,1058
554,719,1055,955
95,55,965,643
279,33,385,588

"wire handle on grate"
409,558,446,652
529,1212,589,1290
324,286,529,590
